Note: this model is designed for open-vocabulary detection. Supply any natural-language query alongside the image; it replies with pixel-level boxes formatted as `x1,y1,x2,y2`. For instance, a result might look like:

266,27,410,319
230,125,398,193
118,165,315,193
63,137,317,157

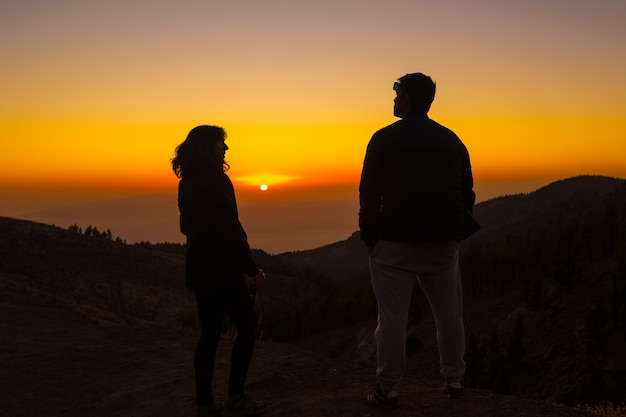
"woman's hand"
254,268,266,289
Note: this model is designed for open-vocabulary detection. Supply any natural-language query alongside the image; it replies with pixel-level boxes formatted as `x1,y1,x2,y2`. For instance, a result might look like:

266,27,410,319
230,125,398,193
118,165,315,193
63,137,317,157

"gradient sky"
2,0,625,250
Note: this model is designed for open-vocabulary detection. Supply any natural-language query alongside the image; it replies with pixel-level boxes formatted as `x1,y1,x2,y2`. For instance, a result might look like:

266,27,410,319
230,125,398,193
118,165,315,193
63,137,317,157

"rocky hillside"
275,175,626,405
1,175,625,416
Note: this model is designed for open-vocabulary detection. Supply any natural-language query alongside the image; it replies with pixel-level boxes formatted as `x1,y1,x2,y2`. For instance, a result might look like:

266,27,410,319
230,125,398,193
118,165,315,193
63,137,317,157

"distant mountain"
274,231,369,282
0,216,193,327
23,193,184,244
275,175,625,281
472,175,625,238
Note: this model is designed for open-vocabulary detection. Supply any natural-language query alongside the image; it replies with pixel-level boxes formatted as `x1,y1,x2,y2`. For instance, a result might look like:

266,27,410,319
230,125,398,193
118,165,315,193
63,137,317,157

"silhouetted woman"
172,125,268,417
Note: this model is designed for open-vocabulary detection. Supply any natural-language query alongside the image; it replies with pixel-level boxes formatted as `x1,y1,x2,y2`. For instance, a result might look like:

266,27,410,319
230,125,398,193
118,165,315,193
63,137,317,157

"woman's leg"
223,279,257,397
194,290,224,406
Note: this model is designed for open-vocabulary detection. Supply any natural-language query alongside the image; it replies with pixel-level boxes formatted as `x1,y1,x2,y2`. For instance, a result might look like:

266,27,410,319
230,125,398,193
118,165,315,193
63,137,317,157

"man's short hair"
397,73,436,113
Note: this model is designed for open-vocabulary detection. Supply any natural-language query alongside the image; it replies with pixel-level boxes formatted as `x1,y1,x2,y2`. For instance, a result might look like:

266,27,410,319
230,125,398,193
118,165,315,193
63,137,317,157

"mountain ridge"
274,174,625,282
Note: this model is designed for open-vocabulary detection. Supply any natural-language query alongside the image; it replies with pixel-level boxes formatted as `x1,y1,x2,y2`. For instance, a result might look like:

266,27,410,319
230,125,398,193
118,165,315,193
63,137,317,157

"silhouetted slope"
0,216,194,327
1,175,625,411
1,217,598,416
275,231,369,282
277,175,626,405
472,175,624,237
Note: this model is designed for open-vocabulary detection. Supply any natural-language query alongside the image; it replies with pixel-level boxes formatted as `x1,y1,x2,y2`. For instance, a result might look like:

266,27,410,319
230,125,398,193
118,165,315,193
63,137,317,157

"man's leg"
369,240,416,393
415,241,465,381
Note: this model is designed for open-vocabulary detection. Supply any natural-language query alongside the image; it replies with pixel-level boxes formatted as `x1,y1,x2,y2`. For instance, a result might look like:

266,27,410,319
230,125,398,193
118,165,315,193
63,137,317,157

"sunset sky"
1,0,625,252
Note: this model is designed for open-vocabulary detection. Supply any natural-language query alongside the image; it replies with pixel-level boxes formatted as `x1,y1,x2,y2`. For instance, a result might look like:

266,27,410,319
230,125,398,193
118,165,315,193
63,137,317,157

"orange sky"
1,0,625,251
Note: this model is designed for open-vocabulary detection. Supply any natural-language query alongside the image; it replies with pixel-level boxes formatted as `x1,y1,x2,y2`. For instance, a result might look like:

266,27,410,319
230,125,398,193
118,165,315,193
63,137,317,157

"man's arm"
359,137,384,248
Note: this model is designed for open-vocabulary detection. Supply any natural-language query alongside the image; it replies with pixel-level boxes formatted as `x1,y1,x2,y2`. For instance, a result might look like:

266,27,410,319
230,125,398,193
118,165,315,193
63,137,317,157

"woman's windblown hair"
172,125,229,178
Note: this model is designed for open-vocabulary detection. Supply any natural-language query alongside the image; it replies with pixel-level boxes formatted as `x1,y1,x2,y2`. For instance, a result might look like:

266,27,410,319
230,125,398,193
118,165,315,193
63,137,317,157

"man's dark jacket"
178,171,258,291
359,112,478,246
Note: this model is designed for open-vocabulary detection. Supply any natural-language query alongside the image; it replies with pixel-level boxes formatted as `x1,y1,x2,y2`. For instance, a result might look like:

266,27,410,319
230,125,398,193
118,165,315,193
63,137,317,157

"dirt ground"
0,300,594,417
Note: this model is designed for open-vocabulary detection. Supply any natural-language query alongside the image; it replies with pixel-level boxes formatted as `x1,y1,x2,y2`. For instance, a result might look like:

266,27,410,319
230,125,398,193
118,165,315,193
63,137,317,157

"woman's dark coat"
178,171,258,291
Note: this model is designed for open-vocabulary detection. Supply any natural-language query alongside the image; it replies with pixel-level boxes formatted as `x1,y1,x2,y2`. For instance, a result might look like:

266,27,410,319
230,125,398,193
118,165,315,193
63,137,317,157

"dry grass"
579,403,626,417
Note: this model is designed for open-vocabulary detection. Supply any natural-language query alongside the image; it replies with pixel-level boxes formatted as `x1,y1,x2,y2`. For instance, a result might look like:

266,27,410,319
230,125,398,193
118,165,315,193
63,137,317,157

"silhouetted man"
359,72,478,408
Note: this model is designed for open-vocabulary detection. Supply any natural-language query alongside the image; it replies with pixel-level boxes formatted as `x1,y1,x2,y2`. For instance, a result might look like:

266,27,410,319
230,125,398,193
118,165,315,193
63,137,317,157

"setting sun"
260,184,269,191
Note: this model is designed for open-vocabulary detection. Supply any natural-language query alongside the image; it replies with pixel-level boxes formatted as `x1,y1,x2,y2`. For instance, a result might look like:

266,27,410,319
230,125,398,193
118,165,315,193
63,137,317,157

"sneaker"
363,384,399,409
443,378,464,399
222,393,268,417
197,401,223,417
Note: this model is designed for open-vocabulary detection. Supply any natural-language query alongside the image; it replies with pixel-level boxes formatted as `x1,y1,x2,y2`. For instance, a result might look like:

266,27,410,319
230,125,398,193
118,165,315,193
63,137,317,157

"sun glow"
235,174,299,188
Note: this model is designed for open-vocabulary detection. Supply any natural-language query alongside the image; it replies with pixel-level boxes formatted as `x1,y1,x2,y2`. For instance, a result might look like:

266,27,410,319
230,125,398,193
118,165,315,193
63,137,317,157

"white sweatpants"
369,240,465,392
